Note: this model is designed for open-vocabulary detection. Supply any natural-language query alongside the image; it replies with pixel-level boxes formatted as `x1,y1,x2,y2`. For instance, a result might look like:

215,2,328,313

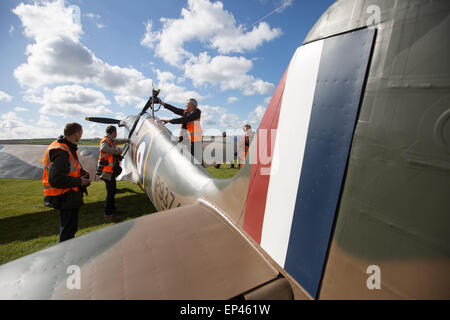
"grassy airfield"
0,138,100,146
0,163,238,265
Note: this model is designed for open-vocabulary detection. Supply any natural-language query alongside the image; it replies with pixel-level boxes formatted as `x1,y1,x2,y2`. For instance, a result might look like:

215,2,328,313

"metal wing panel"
0,203,280,299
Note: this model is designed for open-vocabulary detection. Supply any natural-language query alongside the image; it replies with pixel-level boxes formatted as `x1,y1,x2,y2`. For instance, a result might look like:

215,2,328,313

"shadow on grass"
0,193,156,245
115,187,141,194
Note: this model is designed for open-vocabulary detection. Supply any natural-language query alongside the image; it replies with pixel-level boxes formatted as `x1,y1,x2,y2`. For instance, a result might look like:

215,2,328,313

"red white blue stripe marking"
243,28,376,298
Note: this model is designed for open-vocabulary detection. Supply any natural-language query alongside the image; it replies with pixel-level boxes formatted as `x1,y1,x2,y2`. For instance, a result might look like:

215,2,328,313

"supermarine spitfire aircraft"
0,0,449,299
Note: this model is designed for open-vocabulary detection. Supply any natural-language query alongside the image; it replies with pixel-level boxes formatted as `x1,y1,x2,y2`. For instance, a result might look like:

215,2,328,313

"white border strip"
260,40,324,267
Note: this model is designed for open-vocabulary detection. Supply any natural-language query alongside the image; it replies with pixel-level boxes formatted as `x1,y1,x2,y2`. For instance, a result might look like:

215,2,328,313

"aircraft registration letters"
154,174,181,210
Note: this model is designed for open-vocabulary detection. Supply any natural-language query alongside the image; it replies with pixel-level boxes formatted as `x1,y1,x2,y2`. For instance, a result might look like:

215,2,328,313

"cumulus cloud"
37,85,113,117
13,0,83,42
212,22,281,54
155,69,202,104
0,90,12,102
0,111,105,139
0,112,23,130
37,115,58,127
13,0,152,98
201,105,226,126
115,95,146,108
247,104,266,127
220,112,242,129
141,0,281,67
0,112,63,139
199,104,244,130
185,52,274,95
141,21,160,50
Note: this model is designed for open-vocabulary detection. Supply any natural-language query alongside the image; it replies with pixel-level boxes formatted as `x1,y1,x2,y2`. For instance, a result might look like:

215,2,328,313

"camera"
80,169,91,187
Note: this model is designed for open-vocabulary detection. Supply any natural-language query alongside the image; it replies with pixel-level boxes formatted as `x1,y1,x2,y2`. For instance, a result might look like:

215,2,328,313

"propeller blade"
85,117,121,124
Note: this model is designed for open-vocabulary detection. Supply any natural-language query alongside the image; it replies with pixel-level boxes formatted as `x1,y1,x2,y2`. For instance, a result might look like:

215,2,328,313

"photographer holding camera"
43,122,91,242
97,125,130,222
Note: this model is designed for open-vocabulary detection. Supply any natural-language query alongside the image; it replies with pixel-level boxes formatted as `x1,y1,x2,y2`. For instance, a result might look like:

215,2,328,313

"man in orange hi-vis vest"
158,98,203,165
43,122,91,242
97,125,130,222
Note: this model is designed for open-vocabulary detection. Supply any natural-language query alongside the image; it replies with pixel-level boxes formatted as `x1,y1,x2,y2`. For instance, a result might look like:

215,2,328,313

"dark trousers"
59,208,79,242
104,177,117,216
191,141,203,165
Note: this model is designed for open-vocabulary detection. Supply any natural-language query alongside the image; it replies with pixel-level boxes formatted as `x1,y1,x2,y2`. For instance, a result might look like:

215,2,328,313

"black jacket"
164,103,201,129
43,136,84,210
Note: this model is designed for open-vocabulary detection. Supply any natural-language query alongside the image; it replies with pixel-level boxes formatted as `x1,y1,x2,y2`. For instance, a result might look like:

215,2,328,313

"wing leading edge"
0,203,291,299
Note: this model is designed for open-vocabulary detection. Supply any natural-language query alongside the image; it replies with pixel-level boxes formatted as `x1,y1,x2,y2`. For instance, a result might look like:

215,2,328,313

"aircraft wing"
0,203,292,299
0,144,100,181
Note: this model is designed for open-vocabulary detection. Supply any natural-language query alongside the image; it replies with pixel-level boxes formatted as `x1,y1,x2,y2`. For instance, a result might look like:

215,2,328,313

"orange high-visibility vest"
42,141,80,196
180,109,202,143
98,136,117,174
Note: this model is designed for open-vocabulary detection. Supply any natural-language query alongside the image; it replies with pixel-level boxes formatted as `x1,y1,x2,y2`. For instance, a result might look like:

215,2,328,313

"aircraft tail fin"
240,28,376,298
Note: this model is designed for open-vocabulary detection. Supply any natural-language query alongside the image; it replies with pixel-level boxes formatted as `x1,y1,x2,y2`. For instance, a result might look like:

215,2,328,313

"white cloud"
141,0,282,67
83,122,108,139
155,69,202,104
247,104,266,127
83,13,105,30
9,25,15,35
185,52,274,95
13,0,153,99
84,13,101,19
244,78,274,96
14,107,28,112
13,0,83,42
220,113,243,129
0,112,22,130
37,115,58,127
140,21,160,50
0,112,62,139
212,22,281,54
227,96,239,103
42,85,110,106
0,91,12,102
38,85,112,117
114,112,126,120
201,104,226,126
199,104,244,130
115,95,146,108
0,106,108,140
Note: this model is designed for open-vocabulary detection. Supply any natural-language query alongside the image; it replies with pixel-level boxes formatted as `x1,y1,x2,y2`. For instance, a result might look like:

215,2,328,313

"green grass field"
205,161,239,179
0,179,155,265
0,164,238,265
0,138,101,146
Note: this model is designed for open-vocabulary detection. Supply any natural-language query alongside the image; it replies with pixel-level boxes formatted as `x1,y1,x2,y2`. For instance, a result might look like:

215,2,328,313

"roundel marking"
136,141,146,175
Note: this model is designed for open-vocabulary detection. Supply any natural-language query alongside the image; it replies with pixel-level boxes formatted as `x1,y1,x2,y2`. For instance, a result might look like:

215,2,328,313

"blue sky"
0,0,334,139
